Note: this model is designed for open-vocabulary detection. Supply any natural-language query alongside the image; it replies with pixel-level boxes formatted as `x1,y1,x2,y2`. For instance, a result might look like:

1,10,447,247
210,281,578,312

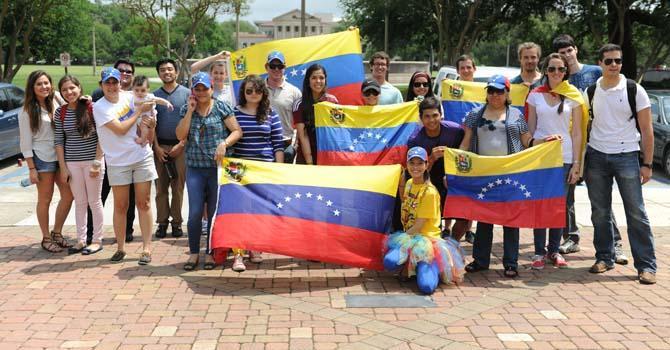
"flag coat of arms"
211,158,401,270
443,141,566,228
314,101,420,165
229,29,364,105
441,79,529,124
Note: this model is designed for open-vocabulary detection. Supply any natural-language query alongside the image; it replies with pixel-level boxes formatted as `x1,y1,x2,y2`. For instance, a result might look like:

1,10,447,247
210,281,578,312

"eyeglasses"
372,63,387,67
245,87,263,95
413,82,429,88
478,118,497,131
603,58,623,66
268,63,285,70
486,89,505,96
547,66,567,73
118,69,133,74
363,90,380,97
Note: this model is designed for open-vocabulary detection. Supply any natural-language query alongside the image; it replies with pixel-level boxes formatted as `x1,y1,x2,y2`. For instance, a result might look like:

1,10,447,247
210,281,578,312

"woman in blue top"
175,72,242,271
230,75,284,272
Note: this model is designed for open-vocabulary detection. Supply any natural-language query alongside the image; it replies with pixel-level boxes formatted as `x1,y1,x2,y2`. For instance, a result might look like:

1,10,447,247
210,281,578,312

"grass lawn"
11,65,159,95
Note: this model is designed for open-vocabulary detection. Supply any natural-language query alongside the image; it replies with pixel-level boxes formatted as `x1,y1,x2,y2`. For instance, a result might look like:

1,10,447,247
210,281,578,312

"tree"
0,0,58,82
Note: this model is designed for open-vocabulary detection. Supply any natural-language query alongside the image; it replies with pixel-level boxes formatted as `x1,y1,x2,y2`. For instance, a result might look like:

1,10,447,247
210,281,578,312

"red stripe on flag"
211,213,385,270
444,195,566,228
329,83,364,106
317,145,408,166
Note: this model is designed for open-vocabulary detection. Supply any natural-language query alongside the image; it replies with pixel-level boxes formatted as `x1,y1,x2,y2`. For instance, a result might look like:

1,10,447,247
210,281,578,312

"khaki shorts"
107,155,158,186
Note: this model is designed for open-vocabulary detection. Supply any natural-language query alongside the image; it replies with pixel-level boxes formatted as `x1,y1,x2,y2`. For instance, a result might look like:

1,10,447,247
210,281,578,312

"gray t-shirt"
268,80,302,140
477,120,508,156
154,84,191,142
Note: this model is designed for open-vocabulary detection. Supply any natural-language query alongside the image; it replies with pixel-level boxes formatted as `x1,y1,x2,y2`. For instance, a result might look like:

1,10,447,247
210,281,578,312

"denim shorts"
33,153,59,173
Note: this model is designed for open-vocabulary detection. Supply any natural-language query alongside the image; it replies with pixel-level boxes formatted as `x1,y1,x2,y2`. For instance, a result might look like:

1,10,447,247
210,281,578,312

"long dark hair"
542,52,570,114
405,71,434,101
238,75,271,124
23,70,55,134
299,64,328,131
58,75,95,138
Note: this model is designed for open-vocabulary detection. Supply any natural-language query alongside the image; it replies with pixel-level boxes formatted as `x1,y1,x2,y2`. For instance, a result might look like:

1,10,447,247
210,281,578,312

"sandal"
504,266,519,278
41,237,62,253
203,257,216,270
465,261,488,273
51,231,72,248
68,242,86,255
184,257,199,271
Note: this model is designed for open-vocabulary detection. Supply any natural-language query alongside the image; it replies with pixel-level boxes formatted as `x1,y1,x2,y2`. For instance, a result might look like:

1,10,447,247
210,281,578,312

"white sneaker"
249,250,263,263
530,255,545,270
232,254,246,272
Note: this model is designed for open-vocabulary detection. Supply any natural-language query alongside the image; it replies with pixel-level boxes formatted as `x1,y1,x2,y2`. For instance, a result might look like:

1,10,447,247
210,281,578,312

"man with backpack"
583,44,656,284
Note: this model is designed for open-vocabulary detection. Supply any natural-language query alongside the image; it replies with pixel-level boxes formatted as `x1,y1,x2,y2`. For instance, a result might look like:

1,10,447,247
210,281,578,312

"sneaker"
558,238,580,254
614,242,629,265
464,231,476,244
232,254,246,272
589,261,614,274
249,251,263,263
155,224,167,239
171,225,184,238
110,250,126,262
549,252,568,268
530,255,545,270
138,252,152,265
639,271,657,285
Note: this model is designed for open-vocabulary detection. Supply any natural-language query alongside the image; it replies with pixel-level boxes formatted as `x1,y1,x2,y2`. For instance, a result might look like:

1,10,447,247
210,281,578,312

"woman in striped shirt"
230,75,284,271
55,75,104,255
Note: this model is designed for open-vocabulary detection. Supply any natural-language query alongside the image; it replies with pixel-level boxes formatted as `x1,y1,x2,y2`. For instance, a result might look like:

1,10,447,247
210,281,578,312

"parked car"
648,90,670,177
433,65,520,97
640,67,670,90
0,83,24,161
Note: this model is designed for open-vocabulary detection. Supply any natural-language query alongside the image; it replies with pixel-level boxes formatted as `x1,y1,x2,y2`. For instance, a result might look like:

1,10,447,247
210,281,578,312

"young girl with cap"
383,146,465,294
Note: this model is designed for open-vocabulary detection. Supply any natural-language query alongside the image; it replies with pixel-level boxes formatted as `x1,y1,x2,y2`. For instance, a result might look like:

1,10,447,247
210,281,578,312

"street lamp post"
161,0,171,56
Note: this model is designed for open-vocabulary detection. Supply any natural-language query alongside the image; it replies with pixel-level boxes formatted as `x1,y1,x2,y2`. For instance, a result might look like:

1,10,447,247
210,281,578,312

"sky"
219,0,344,23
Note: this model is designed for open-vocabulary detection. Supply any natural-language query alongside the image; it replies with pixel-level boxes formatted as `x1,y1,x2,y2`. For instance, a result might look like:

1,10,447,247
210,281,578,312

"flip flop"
82,245,103,255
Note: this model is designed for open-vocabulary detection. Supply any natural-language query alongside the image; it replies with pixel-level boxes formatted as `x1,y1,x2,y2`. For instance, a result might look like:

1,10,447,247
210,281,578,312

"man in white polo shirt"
583,43,656,284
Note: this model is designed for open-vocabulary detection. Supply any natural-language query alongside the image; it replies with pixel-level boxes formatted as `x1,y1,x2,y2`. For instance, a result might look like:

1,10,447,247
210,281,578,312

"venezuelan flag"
314,101,420,165
440,80,529,124
443,141,566,228
229,29,364,105
211,158,401,270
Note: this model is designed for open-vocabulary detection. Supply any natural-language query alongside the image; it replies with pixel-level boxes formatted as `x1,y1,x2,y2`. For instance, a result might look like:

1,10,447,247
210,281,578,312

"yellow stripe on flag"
314,101,420,128
441,79,529,106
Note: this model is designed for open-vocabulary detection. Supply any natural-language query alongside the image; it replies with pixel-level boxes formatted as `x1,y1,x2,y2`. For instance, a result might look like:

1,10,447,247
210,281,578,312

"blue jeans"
186,167,218,254
472,222,519,269
584,147,656,273
534,164,571,255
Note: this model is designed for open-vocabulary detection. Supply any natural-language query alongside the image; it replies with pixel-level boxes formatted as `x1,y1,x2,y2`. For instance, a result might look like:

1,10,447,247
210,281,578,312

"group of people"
18,33,657,295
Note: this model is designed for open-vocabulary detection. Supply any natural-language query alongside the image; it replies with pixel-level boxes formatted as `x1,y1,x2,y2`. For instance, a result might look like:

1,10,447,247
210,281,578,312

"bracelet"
29,167,36,170
529,138,535,147
223,140,229,147
92,159,102,167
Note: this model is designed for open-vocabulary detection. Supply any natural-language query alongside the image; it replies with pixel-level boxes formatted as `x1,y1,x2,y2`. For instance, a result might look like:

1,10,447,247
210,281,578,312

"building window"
311,26,316,32
320,26,323,33
286,26,290,32
294,26,299,32
278,26,282,32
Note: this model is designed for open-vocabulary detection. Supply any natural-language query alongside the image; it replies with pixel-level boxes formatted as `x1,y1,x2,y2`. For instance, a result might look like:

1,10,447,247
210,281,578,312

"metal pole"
300,0,306,37
165,0,171,56
384,2,389,53
235,6,240,50
92,23,97,75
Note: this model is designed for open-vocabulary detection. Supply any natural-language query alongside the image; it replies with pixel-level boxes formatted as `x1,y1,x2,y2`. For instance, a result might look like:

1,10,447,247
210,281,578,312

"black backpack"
585,78,638,143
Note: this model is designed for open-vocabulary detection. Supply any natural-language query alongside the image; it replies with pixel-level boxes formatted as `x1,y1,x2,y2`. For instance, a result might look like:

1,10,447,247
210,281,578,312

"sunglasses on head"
118,69,133,74
363,90,380,97
244,87,263,95
547,66,567,73
268,63,285,70
413,82,429,88
486,88,505,96
603,58,622,66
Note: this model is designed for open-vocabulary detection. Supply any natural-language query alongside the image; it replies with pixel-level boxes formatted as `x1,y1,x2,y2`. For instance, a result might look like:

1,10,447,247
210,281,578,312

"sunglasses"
547,66,567,73
268,63,285,70
603,58,623,66
413,82,429,88
245,88,263,95
363,90,380,97
486,88,505,96
118,69,133,74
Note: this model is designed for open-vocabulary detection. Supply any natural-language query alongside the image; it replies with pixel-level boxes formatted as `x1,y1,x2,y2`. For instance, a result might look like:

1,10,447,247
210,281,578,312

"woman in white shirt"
18,70,74,253
526,53,583,270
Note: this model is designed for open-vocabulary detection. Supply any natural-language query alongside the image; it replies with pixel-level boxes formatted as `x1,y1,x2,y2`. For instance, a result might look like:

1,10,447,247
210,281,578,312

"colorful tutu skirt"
383,231,465,292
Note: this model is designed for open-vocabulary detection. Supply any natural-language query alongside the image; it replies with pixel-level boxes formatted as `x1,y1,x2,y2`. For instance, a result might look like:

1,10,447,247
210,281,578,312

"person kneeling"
383,147,465,294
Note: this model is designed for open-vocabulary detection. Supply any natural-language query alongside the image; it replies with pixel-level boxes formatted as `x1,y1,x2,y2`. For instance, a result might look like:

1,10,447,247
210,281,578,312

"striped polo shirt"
54,106,99,162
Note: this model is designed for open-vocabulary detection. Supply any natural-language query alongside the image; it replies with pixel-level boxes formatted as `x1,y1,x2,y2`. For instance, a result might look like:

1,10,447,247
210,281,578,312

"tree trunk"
607,0,637,79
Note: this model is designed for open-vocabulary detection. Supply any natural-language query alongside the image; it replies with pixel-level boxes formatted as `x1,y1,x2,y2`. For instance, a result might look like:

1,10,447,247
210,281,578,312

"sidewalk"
1,224,668,350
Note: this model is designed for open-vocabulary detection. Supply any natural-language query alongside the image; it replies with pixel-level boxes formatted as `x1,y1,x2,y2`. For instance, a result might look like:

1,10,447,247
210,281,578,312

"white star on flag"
276,203,284,209
306,192,313,198
353,139,358,144
488,182,494,188
290,69,298,76
481,187,488,193
477,193,485,199
333,209,341,216
348,145,355,151
495,179,503,185
317,195,323,201
513,180,519,186
524,191,532,198
326,200,333,207
301,68,307,75
375,134,382,139
367,132,373,137
505,178,512,184
519,184,526,191
294,193,301,198
381,138,387,144
284,196,291,202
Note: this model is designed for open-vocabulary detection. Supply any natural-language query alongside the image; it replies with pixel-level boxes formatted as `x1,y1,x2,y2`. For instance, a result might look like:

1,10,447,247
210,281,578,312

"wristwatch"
641,163,653,169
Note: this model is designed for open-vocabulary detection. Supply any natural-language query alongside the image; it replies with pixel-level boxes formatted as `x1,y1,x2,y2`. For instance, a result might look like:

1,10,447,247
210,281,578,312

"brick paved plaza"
0,225,667,350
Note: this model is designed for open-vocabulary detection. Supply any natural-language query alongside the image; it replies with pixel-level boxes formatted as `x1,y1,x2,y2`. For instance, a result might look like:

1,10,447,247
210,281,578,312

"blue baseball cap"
100,67,121,83
191,72,212,89
485,74,510,91
407,146,428,162
267,50,286,64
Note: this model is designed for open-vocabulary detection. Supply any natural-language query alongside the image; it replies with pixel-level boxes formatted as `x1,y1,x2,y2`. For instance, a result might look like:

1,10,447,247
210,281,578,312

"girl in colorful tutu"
383,147,465,294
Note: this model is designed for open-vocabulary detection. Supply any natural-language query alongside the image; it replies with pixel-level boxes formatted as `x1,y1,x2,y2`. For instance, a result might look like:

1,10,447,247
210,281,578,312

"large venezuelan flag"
443,141,566,228
229,29,364,105
211,158,401,270
440,80,529,124
314,101,420,165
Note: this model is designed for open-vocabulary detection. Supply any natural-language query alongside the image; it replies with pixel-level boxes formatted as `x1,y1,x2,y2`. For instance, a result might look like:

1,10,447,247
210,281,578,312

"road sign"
60,52,71,67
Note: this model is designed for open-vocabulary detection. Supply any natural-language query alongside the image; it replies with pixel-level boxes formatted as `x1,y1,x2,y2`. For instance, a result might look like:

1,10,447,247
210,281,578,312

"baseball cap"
407,146,428,162
191,72,212,89
485,74,510,91
267,50,286,64
361,79,381,93
100,67,121,83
